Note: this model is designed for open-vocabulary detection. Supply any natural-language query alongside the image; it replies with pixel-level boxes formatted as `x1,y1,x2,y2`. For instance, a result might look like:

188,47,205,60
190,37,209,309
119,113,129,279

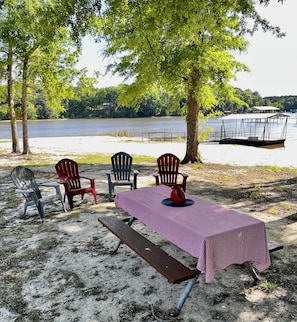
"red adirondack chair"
153,153,188,192
55,158,98,209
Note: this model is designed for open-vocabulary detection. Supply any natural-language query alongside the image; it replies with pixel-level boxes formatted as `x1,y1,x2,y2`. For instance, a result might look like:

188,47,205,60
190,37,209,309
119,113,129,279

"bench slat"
268,240,283,253
98,216,197,284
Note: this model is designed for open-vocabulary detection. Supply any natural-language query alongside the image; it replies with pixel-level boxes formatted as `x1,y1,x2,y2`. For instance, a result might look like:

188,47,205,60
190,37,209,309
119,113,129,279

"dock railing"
116,131,222,143
141,132,187,142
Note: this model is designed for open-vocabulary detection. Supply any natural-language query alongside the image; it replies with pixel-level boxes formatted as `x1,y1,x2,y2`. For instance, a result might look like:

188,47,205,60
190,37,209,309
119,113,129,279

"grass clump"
268,208,278,216
222,176,236,182
259,281,277,292
279,202,294,211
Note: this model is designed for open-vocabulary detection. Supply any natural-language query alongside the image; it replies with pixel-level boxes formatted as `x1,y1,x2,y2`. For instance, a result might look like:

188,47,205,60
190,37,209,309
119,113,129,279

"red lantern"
170,187,186,205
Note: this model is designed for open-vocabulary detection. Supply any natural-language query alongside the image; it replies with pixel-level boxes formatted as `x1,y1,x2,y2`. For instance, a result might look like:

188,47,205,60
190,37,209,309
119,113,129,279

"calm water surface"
1,116,296,139
1,116,296,167
0,117,187,139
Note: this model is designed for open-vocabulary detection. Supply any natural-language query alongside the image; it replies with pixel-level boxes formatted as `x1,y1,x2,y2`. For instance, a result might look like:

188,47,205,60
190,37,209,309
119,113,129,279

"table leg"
171,269,200,316
112,216,136,254
246,262,260,284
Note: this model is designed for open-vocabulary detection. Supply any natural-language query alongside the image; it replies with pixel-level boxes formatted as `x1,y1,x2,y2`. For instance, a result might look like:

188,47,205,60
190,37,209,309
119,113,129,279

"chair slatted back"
55,159,81,190
111,152,132,181
10,166,41,200
157,153,180,185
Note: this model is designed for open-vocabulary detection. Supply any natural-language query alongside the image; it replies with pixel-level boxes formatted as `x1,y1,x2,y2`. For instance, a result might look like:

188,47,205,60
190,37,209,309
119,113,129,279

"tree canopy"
99,0,285,163
0,0,101,153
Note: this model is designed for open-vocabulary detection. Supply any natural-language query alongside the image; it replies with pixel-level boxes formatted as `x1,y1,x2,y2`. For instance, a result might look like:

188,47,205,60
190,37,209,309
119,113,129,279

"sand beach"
0,136,296,321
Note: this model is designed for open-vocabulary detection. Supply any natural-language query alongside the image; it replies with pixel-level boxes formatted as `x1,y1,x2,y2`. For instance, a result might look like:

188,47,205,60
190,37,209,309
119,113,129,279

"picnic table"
98,185,272,315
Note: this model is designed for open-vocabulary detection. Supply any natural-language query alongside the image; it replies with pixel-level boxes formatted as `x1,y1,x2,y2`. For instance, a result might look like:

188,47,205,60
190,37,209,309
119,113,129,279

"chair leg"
37,201,45,221
61,198,67,212
108,183,113,201
67,195,74,210
92,190,98,204
54,185,66,212
23,203,28,216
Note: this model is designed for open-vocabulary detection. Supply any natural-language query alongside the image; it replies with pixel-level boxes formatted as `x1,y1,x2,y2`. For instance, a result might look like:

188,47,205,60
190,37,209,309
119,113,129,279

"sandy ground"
1,135,297,168
0,137,297,321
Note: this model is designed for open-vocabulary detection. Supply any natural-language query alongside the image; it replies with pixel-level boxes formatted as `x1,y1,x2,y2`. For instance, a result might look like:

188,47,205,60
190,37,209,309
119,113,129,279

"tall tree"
0,4,21,153
0,0,101,154
100,0,285,163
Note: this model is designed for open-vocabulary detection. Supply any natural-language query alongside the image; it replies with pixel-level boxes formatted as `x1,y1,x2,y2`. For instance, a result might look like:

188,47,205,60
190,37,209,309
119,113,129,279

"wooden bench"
267,240,284,253
98,216,198,284
98,216,284,315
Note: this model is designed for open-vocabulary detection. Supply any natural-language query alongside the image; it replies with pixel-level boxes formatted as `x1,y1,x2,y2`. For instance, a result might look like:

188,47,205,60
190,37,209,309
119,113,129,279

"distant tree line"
0,84,296,121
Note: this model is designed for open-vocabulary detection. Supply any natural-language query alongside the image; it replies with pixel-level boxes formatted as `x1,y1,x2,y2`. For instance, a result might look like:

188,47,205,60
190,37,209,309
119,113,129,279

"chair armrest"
40,182,60,188
179,172,188,192
80,176,96,189
40,182,63,196
132,170,139,189
80,175,95,181
153,173,160,185
179,172,189,179
15,188,34,194
57,178,68,184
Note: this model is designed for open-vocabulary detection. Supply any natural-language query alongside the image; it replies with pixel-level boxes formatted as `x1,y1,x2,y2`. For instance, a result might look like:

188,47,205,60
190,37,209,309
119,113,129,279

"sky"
76,0,297,97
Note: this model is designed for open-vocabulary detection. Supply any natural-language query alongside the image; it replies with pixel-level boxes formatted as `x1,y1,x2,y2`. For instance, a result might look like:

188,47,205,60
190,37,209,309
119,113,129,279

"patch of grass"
259,280,277,292
3,151,154,168
288,213,297,220
268,208,278,215
100,129,131,137
0,245,15,257
28,269,42,279
193,164,202,170
27,309,42,322
222,176,236,182
176,136,185,142
259,165,297,175
259,165,283,173
246,188,261,199
131,155,155,162
3,193,19,208
279,202,294,210
62,270,85,288
39,236,59,250
74,153,111,165
116,129,131,137
58,153,154,165
39,223,59,233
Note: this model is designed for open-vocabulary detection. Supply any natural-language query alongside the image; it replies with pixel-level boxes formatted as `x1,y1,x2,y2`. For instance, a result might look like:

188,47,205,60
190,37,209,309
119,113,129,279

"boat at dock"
219,108,289,148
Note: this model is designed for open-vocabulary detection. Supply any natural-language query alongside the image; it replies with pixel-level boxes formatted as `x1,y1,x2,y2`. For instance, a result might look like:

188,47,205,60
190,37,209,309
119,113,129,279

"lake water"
1,116,297,168
0,117,187,139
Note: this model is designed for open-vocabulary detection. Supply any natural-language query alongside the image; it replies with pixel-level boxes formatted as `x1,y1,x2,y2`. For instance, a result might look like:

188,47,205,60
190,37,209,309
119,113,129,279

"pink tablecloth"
115,185,271,283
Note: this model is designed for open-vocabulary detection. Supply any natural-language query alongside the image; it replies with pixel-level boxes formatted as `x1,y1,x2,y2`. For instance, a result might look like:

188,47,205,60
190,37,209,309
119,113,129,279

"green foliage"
259,280,278,292
0,0,102,152
99,0,285,162
1,83,295,120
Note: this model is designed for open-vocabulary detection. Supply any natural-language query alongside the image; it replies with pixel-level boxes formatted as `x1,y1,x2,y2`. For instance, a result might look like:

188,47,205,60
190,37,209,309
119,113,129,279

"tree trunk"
7,45,20,153
181,69,201,164
21,55,31,155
